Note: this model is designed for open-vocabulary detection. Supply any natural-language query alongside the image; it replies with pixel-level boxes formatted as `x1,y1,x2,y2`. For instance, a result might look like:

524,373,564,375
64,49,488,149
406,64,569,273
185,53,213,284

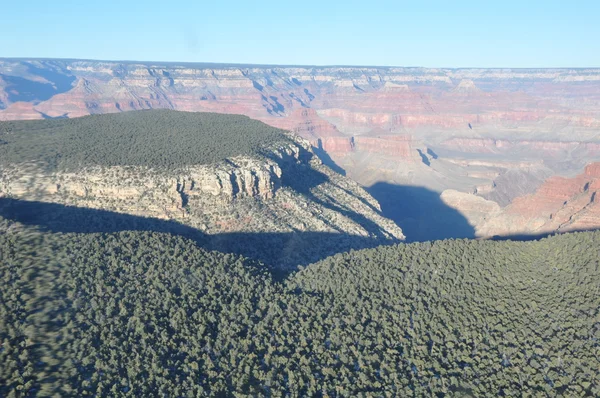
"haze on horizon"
2,0,599,68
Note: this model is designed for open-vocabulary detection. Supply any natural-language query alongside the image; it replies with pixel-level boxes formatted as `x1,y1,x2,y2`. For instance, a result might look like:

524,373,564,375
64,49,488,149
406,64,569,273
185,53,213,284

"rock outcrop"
318,136,355,153
3,60,600,137
0,135,404,266
354,136,417,159
443,163,600,238
441,138,600,158
441,190,502,231
317,135,418,160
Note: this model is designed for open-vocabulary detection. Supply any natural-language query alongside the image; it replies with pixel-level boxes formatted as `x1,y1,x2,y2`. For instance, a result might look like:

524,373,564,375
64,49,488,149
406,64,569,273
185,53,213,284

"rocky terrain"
0,111,403,267
2,59,600,239
3,60,600,137
0,139,402,239
442,162,600,237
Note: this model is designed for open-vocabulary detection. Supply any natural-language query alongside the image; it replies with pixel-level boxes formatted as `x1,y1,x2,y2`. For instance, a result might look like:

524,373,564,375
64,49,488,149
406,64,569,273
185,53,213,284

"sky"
1,0,599,68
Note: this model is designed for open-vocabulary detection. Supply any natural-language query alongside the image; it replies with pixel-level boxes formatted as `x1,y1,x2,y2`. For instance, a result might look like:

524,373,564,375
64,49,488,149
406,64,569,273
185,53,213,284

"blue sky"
1,0,598,67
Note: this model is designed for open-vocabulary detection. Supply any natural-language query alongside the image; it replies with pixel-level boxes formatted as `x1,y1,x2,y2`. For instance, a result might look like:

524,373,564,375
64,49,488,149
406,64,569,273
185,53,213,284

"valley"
3,2,600,396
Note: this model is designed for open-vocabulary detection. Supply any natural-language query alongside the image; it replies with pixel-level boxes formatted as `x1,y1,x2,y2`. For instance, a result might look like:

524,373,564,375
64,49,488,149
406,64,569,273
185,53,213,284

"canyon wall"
0,136,402,238
2,60,600,138
442,162,600,238
0,133,404,266
3,60,600,169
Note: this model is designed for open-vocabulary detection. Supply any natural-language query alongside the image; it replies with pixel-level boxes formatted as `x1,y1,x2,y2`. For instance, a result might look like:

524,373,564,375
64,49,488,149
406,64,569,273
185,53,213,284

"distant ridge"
1,57,598,70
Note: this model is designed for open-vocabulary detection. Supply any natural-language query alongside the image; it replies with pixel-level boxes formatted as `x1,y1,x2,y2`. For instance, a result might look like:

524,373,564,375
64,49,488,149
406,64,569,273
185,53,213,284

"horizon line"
1,56,599,70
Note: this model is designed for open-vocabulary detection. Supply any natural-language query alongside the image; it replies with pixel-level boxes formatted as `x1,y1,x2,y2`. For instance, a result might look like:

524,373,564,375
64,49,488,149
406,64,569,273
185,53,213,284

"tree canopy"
1,216,598,397
0,110,290,171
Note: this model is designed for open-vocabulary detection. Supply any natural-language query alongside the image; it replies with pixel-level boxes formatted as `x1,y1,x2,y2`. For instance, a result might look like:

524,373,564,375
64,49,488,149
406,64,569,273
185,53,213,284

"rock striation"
442,162,600,238
0,134,404,264
2,60,600,137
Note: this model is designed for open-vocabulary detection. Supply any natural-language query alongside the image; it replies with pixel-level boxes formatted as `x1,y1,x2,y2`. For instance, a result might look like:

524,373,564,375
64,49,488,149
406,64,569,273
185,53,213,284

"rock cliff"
2,60,600,138
0,131,404,266
442,163,600,238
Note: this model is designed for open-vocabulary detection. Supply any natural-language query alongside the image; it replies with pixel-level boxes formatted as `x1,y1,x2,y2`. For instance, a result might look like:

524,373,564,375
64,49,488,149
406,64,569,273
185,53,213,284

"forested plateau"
1,215,598,397
0,111,404,269
0,109,290,171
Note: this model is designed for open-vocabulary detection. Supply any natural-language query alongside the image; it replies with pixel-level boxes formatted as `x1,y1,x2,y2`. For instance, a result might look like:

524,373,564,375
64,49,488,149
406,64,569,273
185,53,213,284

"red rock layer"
319,137,355,153
442,138,600,158
3,62,600,141
264,108,340,140
507,162,600,231
354,136,416,159
316,134,419,161
584,163,600,177
0,102,42,120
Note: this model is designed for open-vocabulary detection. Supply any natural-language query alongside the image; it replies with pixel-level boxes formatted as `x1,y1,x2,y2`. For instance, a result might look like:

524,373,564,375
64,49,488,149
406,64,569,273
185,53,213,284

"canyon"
2,58,600,240
442,162,600,237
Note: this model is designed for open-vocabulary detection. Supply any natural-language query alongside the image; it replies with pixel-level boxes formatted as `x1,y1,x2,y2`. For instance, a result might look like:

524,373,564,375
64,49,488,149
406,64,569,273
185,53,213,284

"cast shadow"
366,182,476,242
1,63,76,103
312,143,347,176
0,197,397,278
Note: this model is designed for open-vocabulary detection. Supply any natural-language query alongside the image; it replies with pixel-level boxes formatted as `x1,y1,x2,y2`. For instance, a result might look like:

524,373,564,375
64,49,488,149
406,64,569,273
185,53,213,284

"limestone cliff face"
0,157,281,209
317,135,420,161
354,136,417,159
0,135,404,242
318,136,355,153
442,138,600,158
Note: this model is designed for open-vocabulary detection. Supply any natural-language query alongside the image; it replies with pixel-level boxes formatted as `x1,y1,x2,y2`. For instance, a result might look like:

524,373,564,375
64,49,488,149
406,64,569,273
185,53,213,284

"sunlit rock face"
0,134,404,245
3,60,600,137
442,162,600,238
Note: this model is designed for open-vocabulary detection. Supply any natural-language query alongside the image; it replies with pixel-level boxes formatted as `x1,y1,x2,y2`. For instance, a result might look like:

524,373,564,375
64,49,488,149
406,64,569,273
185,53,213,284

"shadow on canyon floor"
0,198,398,278
312,144,347,176
365,182,600,242
2,197,597,281
1,65,75,104
366,182,477,242
310,148,477,241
